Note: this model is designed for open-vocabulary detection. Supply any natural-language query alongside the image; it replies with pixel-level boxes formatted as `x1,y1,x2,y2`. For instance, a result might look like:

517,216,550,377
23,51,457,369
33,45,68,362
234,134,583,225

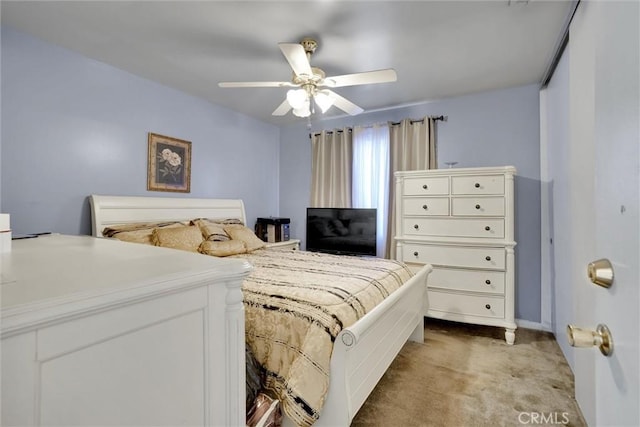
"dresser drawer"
402,244,506,270
403,218,505,239
428,291,505,319
403,197,449,216
403,177,449,196
451,197,505,217
451,175,504,195
429,268,505,294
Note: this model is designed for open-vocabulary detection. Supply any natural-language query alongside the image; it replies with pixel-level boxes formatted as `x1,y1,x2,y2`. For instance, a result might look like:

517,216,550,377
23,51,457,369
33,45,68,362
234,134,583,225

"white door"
568,1,639,425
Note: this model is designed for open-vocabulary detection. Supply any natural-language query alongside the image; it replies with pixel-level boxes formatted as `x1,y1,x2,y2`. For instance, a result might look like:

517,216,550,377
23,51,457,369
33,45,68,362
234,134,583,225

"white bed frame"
90,194,432,426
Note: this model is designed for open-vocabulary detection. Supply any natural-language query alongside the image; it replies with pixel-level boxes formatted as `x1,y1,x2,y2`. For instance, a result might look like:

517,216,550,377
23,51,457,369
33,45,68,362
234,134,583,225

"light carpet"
351,318,586,427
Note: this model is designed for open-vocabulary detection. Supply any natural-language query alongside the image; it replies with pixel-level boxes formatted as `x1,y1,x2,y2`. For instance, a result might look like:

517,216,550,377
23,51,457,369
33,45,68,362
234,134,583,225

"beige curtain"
310,128,353,208
386,117,437,258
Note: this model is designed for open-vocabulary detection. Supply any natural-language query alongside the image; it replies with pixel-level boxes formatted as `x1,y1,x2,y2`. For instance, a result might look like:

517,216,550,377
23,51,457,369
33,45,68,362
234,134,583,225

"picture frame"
147,132,192,193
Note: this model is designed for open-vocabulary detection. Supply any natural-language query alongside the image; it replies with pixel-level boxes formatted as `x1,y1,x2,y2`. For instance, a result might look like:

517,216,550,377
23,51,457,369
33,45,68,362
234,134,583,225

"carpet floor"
351,318,586,427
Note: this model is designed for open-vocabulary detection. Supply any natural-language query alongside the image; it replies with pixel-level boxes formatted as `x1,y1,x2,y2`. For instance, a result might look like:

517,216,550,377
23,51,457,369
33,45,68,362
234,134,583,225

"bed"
90,194,432,426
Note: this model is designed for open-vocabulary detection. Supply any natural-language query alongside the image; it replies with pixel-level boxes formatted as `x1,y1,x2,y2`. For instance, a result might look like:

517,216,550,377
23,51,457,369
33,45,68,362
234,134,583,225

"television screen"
306,208,377,256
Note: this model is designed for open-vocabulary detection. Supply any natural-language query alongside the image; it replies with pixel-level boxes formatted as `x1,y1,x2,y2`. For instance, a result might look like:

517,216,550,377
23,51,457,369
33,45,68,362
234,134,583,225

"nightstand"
265,239,300,251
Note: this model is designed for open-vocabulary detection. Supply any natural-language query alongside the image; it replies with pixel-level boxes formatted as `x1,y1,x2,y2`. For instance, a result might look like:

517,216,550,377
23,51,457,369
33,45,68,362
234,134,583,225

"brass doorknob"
567,324,613,356
588,258,614,288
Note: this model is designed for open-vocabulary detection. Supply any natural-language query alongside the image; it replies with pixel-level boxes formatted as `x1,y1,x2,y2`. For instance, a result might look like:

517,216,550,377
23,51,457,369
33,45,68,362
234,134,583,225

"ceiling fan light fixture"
286,88,308,110
314,90,335,113
220,38,396,119
292,99,311,117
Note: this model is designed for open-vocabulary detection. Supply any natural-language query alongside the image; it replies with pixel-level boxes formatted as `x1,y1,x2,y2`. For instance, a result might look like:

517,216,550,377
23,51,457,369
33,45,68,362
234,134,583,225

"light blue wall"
1,27,280,235
279,85,542,323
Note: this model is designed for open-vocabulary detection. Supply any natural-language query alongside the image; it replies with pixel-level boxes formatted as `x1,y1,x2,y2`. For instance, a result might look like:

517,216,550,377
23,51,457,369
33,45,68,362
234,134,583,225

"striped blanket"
232,249,413,427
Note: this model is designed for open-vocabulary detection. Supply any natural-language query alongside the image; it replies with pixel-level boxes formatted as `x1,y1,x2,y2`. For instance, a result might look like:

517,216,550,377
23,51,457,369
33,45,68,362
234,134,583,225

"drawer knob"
422,184,428,189
485,304,491,310
475,183,480,188
485,279,491,285
422,204,428,210
414,224,419,230
413,251,419,257
475,204,481,209
485,226,491,231
485,256,492,261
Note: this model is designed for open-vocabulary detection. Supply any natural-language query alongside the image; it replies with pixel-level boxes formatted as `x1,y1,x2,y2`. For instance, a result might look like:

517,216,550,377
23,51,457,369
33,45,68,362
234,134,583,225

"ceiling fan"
218,38,397,118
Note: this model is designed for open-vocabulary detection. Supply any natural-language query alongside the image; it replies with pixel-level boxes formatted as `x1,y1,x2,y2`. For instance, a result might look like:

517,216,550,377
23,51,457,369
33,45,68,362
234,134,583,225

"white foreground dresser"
1,234,251,426
395,166,517,344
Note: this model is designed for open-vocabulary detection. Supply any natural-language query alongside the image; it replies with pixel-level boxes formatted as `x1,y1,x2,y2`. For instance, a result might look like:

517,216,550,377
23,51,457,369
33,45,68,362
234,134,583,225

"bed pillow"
199,240,247,257
102,222,184,245
198,217,244,226
191,219,230,241
223,224,266,252
152,225,204,252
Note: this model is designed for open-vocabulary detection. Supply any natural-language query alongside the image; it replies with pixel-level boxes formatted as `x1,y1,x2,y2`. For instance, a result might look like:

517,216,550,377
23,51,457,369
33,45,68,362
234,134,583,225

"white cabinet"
395,166,517,344
1,235,251,426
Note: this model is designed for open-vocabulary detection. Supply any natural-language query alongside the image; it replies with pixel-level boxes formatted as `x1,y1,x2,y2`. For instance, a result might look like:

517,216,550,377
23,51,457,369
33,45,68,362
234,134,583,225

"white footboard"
313,263,432,426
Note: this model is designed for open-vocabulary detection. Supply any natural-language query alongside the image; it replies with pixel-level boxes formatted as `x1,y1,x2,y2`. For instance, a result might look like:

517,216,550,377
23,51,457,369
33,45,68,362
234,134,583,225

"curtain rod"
309,115,447,138
389,115,447,126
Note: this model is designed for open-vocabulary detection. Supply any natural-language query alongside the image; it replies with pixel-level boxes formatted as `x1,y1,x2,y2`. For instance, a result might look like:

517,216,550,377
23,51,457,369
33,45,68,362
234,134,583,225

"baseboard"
515,318,554,333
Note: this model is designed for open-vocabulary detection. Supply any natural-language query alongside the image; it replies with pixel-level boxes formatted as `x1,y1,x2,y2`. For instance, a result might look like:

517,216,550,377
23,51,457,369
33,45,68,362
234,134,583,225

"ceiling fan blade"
278,43,313,77
322,69,397,88
326,90,364,116
218,81,294,88
272,99,292,116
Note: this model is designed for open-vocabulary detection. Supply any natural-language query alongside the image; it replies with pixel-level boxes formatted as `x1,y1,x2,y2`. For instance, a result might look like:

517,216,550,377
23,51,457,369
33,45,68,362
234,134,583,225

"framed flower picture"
147,133,192,193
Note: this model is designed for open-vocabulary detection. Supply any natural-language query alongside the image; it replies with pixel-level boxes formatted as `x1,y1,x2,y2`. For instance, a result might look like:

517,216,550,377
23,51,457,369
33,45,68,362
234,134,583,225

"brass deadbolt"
587,258,614,288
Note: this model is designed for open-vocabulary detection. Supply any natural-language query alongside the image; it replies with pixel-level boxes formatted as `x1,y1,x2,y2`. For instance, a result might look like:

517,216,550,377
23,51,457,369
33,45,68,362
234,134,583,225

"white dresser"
1,234,252,426
395,166,517,344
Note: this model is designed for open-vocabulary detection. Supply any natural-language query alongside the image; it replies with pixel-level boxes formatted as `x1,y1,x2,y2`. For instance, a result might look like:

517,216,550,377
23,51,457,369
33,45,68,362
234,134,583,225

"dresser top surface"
1,234,251,313
395,165,516,177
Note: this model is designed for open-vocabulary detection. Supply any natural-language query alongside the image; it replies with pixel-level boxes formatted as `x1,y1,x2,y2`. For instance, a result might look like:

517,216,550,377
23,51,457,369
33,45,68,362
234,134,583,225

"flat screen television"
306,207,377,256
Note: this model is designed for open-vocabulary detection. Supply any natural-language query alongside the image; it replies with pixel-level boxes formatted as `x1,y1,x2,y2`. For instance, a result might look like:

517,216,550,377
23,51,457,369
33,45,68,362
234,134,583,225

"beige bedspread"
232,249,413,427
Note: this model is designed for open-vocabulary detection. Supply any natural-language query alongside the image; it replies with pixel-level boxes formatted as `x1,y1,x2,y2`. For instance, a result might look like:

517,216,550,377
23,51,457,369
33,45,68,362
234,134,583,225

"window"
352,124,390,258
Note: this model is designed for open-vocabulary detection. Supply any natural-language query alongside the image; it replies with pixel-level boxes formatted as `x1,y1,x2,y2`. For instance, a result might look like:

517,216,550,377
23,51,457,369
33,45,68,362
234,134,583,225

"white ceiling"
1,1,573,126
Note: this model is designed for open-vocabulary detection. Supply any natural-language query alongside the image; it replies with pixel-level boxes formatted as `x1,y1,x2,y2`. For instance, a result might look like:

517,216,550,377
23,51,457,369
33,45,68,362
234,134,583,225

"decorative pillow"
198,217,244,226
102,222,184,245
191,219,230,241
223,224,266,252
198,240,247,257
151,225,204,252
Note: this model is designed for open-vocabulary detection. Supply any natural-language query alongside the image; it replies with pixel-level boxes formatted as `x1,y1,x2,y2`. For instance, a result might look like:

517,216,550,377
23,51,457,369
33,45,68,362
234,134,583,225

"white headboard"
90,195,247,237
